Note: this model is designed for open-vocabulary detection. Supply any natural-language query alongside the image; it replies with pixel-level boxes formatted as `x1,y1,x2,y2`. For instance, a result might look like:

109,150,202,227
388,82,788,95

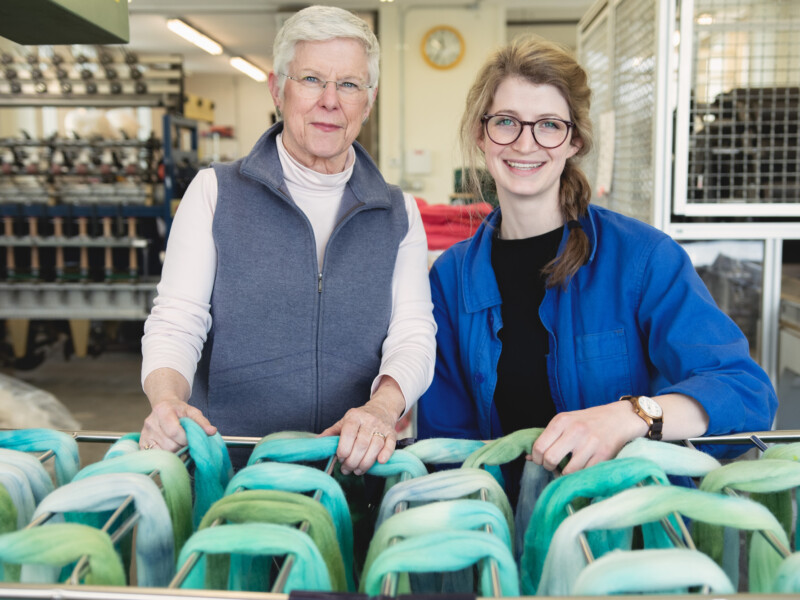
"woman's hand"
529,401,646,474
140,367,216,451
319,376,406,475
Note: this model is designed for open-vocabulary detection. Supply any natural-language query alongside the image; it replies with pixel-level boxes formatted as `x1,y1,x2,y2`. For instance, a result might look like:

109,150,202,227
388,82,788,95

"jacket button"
475,373,485,384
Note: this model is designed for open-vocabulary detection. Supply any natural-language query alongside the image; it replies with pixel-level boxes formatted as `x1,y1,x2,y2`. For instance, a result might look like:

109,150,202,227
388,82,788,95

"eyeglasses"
482,114,574,148
280,73,373,103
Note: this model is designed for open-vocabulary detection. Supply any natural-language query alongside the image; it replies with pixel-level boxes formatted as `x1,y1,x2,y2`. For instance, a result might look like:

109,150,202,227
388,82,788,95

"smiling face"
268,38,375,174
479,77,581,216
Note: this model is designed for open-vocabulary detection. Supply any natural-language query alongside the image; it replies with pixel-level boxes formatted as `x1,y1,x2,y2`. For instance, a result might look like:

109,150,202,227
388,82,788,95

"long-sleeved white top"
141,134,437,414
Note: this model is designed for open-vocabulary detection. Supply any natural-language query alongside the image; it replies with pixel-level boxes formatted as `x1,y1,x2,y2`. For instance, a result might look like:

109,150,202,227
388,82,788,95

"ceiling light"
166,19,223,56
230,57,267,82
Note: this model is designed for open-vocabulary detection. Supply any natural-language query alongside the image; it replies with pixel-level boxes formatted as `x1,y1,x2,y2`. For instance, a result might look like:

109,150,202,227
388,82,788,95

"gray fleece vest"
189,123,408,441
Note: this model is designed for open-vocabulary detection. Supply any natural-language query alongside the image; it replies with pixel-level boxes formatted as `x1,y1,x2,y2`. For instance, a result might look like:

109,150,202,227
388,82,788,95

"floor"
1,346,149,467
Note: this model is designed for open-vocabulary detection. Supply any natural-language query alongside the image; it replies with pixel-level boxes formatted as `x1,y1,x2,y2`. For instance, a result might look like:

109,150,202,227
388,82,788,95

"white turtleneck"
141,134,436,415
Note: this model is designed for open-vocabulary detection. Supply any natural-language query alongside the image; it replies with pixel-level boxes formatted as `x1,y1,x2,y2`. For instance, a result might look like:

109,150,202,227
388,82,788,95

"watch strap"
620,395,663,441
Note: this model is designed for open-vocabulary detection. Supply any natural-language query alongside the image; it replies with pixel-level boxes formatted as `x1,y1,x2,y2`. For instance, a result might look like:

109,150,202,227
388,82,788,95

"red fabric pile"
415,197,493,250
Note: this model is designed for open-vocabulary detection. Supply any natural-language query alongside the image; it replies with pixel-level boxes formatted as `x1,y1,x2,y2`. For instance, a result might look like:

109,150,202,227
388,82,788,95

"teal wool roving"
0,523,126,585
361,529,519,597
176,522,331,593
571,548,735,595
30,472,175,587
0,448,54,504
404,438,487,464
537,485,788,596
103,433,142,459
225,462,354,590
365,449,428,480
520,456,671,595
73,449,192,554
773,552,800,593
0,429,79,486
179,417,233,528
248,434,336,466
198,490,347,591
360,498,513,593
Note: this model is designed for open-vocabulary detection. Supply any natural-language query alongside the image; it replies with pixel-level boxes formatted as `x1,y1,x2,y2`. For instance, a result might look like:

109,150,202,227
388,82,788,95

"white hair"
272,5,379,106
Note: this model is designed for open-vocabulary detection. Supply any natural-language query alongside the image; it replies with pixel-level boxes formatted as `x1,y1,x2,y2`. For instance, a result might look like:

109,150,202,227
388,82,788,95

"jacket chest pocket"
575,329,632,406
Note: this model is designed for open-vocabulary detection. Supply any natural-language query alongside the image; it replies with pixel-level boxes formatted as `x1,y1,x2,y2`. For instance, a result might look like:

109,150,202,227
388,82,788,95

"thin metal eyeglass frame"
279,72,374,95
482,114,574,148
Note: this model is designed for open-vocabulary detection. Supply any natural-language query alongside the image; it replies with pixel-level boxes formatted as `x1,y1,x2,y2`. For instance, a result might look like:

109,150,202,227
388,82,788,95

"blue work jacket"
417,206,777,454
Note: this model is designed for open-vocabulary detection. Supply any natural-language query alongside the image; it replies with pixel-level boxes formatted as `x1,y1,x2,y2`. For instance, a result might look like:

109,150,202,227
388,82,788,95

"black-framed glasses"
482,114,574,148
280,73,373,104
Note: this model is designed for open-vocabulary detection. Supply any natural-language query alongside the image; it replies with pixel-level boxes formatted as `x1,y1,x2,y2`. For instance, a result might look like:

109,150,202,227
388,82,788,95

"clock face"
639,396,663,418
422,26,464,70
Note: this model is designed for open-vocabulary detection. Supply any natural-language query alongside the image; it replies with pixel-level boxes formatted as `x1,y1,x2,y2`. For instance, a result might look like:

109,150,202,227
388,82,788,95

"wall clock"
421,25,465,70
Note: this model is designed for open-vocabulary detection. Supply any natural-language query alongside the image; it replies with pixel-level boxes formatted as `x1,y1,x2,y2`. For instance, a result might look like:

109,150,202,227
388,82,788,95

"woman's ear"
567,136,583,158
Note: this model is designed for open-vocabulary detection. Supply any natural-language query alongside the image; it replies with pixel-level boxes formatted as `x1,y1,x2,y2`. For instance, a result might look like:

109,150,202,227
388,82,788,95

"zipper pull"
318,272,323,293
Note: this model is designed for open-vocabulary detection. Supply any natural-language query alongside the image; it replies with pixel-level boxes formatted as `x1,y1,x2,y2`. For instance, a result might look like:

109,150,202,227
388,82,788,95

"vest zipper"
318,273,323,293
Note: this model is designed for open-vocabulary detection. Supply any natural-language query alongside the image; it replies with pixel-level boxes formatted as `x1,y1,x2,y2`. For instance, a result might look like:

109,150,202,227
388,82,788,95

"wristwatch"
620,395,663,441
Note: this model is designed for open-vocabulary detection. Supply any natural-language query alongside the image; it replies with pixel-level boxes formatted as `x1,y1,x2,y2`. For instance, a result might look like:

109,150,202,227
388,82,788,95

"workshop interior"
1,0,800,598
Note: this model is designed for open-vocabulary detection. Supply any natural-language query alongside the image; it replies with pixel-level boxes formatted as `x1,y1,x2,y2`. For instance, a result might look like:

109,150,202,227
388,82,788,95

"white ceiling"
126,0,597,77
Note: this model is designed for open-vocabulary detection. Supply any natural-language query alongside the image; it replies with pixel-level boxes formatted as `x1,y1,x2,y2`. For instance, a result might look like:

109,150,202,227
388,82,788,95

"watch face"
638,396,663,418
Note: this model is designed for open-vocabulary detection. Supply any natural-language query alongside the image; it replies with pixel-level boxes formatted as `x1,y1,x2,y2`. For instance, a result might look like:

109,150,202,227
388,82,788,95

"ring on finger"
372,431,386,440
143,441,156,450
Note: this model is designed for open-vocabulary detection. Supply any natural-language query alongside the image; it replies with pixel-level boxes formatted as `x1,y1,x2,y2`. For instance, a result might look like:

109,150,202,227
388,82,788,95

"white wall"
378,2,507,205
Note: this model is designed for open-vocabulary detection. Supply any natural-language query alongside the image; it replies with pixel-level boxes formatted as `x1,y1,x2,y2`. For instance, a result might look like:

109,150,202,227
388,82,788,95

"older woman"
139,5,436,473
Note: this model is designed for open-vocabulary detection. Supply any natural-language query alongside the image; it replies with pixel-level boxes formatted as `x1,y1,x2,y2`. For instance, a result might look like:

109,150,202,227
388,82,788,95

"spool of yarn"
361,529,519,597
0,429,79,485
521,456,671,594
198,490,347,591
0,523,125,585
225,461,354,589
376,468,513,534
31,472,174,587
361,499,512,593
538,485,788,596
175,522,331,592
0,448,54,504
73,449,192,554
571,548,735,595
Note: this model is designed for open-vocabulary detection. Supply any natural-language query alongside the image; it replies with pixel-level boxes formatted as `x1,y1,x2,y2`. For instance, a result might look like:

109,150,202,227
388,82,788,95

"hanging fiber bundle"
571,548,735,595
225,461,354,588
375,468,513,533
521,456,671,594
103,433,141,459
365,450,428,480
73,449,192,554
361,498,512,593
537,485,788,596
616,438,722,476
763,443,800,462
198,490,347,591
30,472,174,587
462,428,544,469
0,523,125,585
0,448,54,504
773,552,800,593
248,436,338,466
361,529,519,597
0,429,79,485
0,464,36,529
404,438,487,465
175,522,331,592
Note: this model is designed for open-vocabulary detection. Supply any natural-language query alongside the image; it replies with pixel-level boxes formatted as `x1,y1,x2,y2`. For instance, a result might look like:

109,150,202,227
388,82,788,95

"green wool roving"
198,490,348,591
462,428,544,469
0,448,54,504
616,438,721,476
0,464,35,529
361,529,519,597
0,484,18,581
225,461,354,590
179,417,233,528
176,522,331,593
773,552,800,593
0,429,79,485
538,485,788,596
375,468,513,534
73,449,192,554
0,523,125,585
571,548,735,595
30,472,175,587
763,443,800,462
360,499,513,593
520,456,672,595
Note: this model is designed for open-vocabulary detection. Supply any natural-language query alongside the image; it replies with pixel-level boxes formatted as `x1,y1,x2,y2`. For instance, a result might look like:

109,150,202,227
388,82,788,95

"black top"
491,224,563,435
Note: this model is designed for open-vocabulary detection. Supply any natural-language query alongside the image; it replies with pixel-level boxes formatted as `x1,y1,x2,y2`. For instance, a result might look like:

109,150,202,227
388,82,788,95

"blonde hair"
460,36,593,288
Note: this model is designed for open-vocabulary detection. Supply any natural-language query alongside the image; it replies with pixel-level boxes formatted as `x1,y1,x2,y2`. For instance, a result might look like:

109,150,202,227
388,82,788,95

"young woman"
416,36,777,475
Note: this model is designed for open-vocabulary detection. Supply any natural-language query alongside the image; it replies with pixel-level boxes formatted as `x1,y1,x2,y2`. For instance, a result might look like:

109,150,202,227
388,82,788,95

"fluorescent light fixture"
166,19,223,56
230,57,267,82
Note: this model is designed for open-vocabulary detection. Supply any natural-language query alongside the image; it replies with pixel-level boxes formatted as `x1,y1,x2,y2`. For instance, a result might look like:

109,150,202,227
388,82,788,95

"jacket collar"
238,121,392,208
462,205,599,314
